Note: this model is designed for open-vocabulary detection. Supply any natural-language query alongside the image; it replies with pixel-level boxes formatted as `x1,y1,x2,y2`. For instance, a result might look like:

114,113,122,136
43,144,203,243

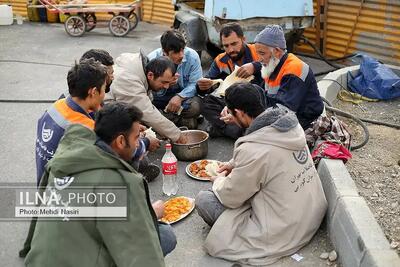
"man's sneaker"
139,163,160,182
197,115,205,124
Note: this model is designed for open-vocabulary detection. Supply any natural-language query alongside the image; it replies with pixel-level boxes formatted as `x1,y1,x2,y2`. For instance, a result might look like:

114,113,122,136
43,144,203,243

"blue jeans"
195,189,226,226
152,84,189,110
158,223,177,256
152,85,201,120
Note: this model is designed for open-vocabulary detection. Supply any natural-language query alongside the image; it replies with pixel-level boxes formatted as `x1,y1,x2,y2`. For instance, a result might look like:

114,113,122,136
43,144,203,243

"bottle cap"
165,143,172,149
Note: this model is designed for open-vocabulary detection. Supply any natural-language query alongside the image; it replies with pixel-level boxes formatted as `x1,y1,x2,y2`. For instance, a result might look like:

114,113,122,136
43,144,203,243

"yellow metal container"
59,12,69,23
27,5,40,22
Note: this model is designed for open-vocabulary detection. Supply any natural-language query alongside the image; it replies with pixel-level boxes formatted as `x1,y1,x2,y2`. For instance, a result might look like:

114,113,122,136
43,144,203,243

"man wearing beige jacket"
195,82,327,265
105,52,186,143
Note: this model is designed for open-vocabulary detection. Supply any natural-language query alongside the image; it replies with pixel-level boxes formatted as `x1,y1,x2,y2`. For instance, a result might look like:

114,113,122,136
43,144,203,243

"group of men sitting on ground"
22,23,327,266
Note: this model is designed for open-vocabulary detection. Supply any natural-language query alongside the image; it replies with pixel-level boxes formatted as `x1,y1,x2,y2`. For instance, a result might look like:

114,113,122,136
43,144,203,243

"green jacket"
24,124,165,267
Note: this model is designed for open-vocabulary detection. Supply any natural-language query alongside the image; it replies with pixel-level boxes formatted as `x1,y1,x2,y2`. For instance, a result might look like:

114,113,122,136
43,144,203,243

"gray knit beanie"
254,25,286,50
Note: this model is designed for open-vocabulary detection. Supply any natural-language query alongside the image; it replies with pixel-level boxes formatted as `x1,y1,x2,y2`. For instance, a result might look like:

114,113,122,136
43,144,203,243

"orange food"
160,197,193,223
198,170,209,177
189,162,199,174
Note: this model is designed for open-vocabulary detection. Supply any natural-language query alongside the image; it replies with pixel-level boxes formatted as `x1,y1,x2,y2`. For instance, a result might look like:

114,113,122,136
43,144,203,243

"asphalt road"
0,21,335,267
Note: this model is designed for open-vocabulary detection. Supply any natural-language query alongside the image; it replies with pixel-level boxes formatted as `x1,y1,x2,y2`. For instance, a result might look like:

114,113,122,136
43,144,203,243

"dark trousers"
201,95,244,139
152,85,201,120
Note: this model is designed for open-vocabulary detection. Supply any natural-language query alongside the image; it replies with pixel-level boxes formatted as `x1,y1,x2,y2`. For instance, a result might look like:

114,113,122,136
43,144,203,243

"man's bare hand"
217,162,234,176
220,106,229,117
197,78,213,91
139,124,147,133
209,170,227,182
236,63,255,78
220,106,234,124
166,95,183,113
152,200,165,219
147,136,160,152
175,133,188,144
170,73,180,86
209,161,232,182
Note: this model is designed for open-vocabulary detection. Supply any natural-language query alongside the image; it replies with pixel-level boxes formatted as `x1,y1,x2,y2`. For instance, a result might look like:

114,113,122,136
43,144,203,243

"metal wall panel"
325,0,400,65
142,0,174,25
0,0,28,16
296,0,400,65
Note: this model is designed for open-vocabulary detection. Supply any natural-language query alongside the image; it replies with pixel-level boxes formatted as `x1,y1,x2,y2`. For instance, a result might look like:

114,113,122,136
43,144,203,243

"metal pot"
172,129,209,161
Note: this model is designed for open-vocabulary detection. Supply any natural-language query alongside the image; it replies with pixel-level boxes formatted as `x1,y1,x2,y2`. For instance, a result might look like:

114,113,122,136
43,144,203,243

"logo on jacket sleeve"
54,176,75,190
292,147,308,164
41,122,54,142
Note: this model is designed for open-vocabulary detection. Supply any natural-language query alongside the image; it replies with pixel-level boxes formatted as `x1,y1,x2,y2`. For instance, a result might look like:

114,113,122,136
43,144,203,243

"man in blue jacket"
148,30,202,129
35,58,107,186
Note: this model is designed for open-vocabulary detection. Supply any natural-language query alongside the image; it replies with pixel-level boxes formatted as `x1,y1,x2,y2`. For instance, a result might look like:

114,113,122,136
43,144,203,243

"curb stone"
317,66,400,267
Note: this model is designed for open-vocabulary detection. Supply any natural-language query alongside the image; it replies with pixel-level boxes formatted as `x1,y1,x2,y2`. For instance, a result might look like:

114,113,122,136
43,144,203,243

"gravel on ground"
333,97,400,255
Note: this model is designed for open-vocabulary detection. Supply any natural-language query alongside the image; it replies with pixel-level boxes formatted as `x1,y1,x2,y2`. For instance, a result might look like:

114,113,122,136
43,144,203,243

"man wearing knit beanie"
254,24,324,129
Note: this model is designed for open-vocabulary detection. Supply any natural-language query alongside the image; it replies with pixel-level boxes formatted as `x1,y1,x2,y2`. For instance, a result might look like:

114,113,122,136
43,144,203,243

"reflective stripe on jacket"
197,43,262,95
214,43,259,76
263,53,324,129
36,97,95,185
265,53,309,95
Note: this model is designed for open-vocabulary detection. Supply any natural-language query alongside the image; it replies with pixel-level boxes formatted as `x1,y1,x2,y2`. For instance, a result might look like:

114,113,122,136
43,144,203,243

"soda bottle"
162,143,179,196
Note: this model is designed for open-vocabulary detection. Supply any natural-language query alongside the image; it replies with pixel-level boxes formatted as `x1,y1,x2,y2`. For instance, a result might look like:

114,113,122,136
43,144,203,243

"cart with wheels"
31,0,140,37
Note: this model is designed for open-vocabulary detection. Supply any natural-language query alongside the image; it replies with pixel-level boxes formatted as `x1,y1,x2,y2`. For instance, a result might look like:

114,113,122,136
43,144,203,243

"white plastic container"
0,5,13,26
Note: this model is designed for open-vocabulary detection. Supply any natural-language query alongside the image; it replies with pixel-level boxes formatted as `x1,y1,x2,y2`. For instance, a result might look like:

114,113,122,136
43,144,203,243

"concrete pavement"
0,22,336,267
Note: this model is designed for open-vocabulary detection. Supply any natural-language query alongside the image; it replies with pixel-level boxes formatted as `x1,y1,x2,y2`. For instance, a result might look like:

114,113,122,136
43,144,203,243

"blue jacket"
35,97,95,185
147,47,202,98
35,97,148,186
197,43,263,95
263,53,324,129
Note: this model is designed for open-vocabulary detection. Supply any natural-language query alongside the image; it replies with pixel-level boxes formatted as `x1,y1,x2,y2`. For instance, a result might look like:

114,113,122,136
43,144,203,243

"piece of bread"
212,67,254,97
205,161,220,177
144,127,157,139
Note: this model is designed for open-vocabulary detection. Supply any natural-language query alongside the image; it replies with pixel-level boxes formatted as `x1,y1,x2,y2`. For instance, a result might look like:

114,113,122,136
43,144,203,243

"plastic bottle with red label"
162,143,179,196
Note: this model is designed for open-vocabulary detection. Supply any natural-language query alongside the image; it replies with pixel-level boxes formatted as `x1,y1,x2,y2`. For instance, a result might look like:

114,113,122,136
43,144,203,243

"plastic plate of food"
186,159,222,181
159,196,195,224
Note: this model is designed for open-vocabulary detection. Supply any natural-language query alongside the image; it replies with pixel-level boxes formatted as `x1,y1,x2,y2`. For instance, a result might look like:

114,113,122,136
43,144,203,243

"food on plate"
189,160,221,178
205,161,219,176
160,197,193,223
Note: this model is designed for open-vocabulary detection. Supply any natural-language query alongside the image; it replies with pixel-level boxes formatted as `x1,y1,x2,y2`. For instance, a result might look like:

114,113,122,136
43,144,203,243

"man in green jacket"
24,102,175,266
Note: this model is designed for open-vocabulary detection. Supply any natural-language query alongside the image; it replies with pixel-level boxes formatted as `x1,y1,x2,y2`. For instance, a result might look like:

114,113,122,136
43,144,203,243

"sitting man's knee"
184,97,202,118
195,190,224,226
195,190,213,210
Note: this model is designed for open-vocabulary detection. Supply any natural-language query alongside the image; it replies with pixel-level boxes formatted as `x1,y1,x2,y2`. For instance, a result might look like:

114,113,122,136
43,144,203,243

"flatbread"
211,66,254,97
144,127,157,138
205,161,219,176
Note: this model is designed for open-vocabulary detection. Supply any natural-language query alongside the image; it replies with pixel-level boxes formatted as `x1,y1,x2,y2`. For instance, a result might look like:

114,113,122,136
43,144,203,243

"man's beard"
261,56,280,79
228,47,245,62
105,80,112,93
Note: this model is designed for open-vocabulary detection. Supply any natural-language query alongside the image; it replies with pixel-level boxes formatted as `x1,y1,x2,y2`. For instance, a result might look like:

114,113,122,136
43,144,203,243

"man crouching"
195,82,327,265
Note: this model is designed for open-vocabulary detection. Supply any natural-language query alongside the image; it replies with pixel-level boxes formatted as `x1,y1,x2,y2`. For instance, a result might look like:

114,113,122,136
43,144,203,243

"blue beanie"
254,25,286,50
